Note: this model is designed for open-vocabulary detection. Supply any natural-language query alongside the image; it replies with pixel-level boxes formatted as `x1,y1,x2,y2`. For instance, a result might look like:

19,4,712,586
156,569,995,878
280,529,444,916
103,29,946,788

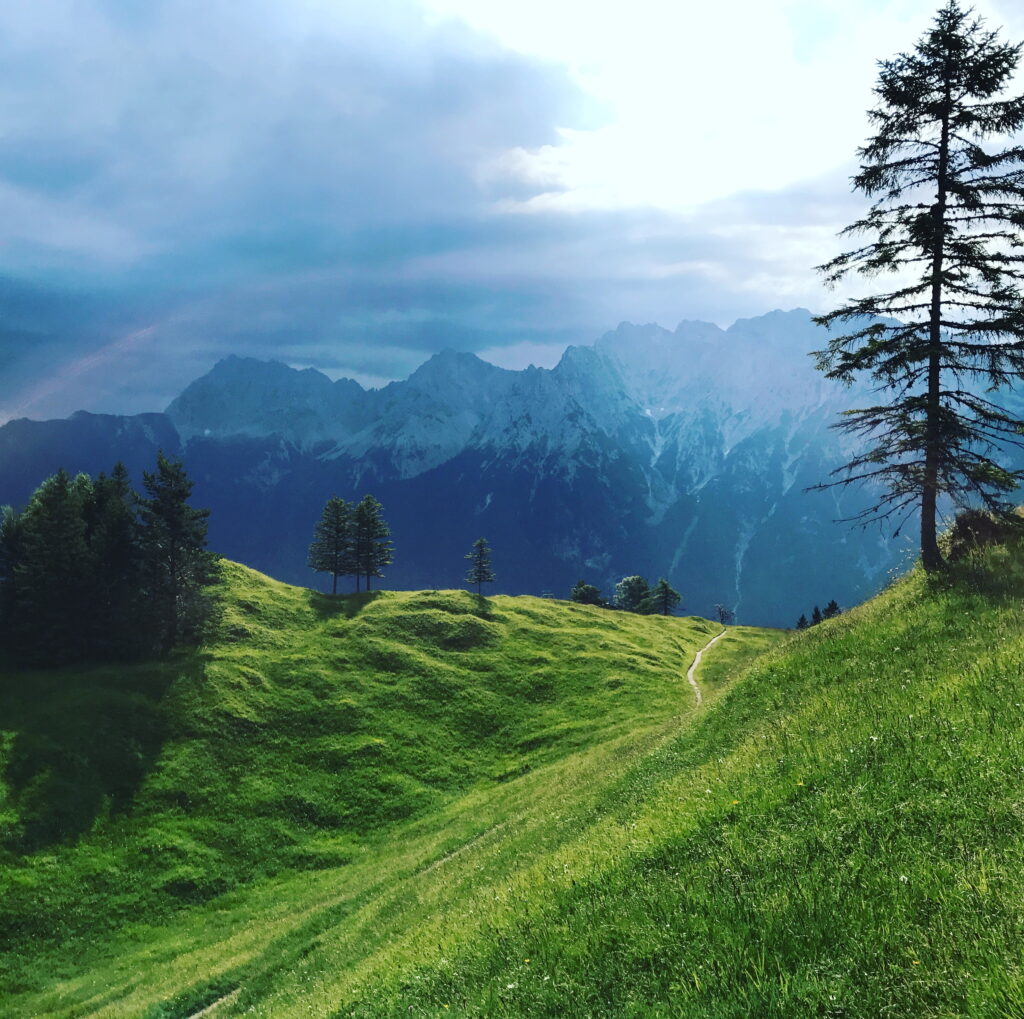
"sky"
2,0,1023,420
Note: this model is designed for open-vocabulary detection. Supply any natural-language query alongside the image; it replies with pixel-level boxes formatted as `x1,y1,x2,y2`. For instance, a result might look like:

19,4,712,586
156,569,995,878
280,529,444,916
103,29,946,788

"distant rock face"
0,309,956,627
0,410,182,497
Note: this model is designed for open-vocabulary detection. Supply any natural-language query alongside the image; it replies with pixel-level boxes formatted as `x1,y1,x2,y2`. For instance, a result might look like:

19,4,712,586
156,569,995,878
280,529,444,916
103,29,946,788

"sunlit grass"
16,542,1021,1017
0,562,767,1017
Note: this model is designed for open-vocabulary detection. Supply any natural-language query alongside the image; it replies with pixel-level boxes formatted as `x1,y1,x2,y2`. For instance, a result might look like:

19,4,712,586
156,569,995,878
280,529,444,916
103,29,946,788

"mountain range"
0,309,931,626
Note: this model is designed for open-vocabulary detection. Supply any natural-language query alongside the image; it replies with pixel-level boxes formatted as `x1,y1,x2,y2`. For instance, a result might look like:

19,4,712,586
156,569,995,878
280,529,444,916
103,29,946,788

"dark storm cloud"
0,0,853,420
0,0,619,416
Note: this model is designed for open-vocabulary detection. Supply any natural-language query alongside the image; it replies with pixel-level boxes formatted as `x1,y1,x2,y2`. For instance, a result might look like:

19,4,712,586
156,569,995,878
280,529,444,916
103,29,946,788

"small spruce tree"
570,579,603,605
647,577,682,616
308,496,352,594
615,575,650,612
822,599,842,620
464,537,496,595
351,495,392,592
714,603,735,625
811,605,823,626
796,613,810,630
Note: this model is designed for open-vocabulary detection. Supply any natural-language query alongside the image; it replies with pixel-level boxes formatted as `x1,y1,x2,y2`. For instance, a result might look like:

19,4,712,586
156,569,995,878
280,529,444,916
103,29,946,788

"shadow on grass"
0,651,208,854
308,589,385,621
924,537,1024,604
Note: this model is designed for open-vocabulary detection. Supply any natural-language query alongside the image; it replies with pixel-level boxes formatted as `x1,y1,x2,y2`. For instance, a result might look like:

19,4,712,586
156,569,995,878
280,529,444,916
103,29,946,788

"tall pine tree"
4,470,94,664
139,453,218,651
86,463,144,658
814,1,1024,572
308,496,353,594
351,495,392,592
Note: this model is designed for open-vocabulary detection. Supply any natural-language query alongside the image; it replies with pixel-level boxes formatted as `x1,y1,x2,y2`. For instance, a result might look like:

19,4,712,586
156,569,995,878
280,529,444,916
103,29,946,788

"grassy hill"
0,562,775,1017
6,540,1024,1018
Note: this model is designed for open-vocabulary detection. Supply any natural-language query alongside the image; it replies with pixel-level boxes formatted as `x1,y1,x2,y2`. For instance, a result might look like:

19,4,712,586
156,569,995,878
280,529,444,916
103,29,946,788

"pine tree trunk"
921,335,943,572
168,540,179,646
922,78,952,574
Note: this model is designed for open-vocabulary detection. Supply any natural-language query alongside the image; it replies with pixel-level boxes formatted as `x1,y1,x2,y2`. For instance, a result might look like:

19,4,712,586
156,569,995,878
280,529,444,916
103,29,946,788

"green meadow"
4,541,1024,1017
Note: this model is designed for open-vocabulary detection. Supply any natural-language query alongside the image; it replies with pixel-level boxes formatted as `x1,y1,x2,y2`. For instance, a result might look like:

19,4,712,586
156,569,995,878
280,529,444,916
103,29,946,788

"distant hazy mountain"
0,309,931,626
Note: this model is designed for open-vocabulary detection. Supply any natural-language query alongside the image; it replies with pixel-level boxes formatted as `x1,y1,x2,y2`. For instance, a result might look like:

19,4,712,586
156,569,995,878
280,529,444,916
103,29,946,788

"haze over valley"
0,308,921,627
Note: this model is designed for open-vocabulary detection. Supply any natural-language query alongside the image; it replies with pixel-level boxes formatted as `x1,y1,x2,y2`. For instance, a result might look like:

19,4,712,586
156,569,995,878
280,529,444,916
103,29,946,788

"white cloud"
4,0,1024,419
419,0,1024,212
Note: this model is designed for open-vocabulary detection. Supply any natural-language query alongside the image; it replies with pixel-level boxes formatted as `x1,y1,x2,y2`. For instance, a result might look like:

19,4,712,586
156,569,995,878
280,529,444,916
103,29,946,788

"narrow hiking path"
187,988,241,1019
686,629,727,706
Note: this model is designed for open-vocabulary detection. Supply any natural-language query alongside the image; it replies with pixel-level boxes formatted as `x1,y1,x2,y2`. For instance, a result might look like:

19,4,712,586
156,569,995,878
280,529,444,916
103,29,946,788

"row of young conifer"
570,575,682,616
0,455,218,666
795,600,841,630
307,496,500,598
307,495,394,593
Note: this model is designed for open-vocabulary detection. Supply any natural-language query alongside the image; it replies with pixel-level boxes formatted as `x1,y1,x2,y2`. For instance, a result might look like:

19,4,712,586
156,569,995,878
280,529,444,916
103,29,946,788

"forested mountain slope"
0,309,935,626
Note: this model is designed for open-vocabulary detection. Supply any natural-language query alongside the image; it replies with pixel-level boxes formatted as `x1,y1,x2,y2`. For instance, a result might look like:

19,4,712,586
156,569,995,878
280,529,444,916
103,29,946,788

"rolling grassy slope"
13,538,1024,1018
0,563,766,1016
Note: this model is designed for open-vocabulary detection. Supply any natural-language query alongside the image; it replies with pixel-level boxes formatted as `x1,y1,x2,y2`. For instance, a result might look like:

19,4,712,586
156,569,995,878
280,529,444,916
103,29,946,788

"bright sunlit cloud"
420,0,1022,211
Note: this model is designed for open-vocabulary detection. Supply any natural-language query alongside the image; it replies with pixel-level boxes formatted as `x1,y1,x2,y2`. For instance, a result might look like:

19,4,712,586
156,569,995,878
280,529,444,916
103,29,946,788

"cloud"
424,0,1024,213
0,0,598,416
3,0,1022,421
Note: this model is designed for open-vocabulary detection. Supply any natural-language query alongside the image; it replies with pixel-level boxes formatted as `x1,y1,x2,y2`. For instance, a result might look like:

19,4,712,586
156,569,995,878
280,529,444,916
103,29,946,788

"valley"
5,2,1024,1015
0,310,937,628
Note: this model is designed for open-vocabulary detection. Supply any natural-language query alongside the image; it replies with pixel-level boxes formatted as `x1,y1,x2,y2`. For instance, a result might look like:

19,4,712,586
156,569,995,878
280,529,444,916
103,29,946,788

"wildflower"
912,960,921,965
731,800,739,805
797,781,804,786
524,959,530,963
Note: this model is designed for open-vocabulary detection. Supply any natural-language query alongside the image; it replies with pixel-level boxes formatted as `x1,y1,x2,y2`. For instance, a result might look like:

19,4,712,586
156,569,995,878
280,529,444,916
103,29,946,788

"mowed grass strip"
0,562,759,1016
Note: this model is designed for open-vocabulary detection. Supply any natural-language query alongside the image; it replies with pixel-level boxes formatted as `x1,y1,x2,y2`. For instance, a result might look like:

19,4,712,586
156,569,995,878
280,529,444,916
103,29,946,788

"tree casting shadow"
0,651,208,853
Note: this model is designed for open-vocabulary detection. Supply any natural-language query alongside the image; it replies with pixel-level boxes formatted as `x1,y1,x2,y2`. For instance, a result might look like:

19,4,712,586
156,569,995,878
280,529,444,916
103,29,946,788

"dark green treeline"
0,454,218,666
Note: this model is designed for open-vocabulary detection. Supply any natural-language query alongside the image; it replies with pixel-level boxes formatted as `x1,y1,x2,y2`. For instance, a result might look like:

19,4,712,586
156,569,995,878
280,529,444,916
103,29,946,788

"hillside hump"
1,560,763,1016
